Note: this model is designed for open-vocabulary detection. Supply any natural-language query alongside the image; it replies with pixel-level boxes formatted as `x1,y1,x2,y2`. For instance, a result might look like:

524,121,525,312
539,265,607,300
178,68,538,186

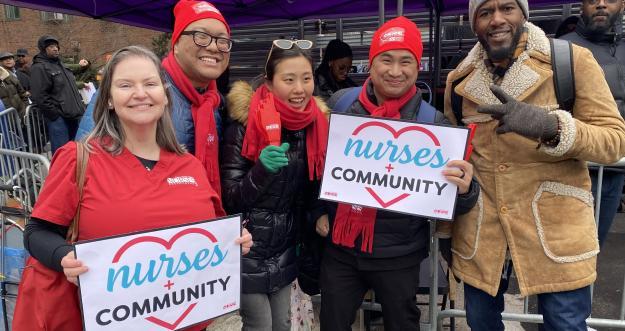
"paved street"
208,214,625,330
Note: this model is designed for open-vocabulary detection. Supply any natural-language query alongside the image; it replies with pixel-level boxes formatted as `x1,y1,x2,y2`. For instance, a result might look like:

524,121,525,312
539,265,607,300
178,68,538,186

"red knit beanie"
171,1,230,48
369,16,423,66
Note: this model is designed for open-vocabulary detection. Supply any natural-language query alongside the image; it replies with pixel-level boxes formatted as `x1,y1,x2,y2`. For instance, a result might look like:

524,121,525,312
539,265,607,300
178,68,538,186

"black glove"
477,85,559,141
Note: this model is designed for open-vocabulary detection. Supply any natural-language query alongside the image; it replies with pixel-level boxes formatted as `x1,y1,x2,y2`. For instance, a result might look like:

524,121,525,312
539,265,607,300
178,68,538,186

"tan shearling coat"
442,22,625,296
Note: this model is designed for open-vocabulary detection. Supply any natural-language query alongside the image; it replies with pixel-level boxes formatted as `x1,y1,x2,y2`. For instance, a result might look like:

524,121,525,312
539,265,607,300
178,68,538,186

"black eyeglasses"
265,39,313,74
180,30,234,53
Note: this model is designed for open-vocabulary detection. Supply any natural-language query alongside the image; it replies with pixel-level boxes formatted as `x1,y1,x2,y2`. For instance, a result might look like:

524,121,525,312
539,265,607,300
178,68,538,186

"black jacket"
314,66,358,101
561,19,625,119
30,53,84,121
16,69,30,92
221,81,327,294
324,83,480,265
0,67,28,115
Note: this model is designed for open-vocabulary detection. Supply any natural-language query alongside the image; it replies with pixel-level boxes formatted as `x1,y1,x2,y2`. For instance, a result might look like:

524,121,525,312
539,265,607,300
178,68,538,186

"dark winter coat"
15,69,30,92
0,67,28,116
30,53,84,121
221,81,328,294
314,66,358,100
324,83,480,264
561,19,625,119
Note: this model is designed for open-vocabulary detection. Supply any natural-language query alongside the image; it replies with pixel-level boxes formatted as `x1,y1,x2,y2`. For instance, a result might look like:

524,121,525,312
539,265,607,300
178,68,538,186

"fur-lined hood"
226,80,330,126
0,67,10,81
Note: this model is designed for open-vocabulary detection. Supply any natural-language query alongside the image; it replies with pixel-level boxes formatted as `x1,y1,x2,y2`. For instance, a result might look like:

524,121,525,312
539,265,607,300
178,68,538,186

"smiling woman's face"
110,56,167,131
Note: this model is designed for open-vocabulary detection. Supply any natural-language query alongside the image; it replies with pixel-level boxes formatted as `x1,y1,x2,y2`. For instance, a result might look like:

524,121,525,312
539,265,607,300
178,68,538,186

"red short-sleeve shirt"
33,142,220,241
30,142,220,331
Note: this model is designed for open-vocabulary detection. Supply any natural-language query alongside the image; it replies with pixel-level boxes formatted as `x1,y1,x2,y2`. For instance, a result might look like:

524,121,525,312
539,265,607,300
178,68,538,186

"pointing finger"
489,85,515,104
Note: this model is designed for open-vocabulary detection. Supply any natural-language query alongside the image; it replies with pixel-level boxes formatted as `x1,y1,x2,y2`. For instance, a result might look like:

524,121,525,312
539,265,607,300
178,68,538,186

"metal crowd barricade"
23,105,49,158
0,108,27,153
429,158,625,330
0,149,49,330
0,149,50,213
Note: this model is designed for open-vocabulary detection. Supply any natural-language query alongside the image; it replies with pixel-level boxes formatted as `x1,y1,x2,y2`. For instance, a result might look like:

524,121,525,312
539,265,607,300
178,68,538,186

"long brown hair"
85,45,185,155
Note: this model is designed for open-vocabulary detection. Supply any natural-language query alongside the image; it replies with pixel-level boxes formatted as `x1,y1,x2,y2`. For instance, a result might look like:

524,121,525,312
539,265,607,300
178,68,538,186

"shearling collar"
226,80,330,126
0,67,10,81
453,22,553,108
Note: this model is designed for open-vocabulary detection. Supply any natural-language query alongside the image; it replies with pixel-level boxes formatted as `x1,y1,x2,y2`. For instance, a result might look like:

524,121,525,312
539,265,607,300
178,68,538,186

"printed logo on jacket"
74,215,241,330
320,113,468,220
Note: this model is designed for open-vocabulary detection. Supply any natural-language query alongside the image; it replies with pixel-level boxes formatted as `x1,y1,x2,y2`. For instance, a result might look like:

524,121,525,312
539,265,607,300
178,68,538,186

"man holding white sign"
316,16,479,331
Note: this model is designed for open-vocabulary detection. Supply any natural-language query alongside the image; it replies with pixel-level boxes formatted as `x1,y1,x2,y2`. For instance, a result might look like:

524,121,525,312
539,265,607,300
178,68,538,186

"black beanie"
37,35,59,53
323,39,353,63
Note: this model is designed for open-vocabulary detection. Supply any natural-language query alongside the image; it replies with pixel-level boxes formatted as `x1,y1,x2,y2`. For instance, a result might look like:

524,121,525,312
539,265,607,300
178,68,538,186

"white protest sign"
74,215,241,331
320,113,469,220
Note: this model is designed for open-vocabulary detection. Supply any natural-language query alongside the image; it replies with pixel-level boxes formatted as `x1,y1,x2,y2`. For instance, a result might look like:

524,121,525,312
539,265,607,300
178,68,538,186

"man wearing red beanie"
316,16,479,330
161,0,232,216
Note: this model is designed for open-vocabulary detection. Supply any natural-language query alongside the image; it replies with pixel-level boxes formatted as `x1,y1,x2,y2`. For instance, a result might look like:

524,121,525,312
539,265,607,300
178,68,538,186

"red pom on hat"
369,16,423,66
171,0,230,48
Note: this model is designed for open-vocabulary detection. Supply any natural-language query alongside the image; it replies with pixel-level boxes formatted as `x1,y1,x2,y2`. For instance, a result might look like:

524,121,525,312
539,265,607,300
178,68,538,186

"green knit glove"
259,143,290,173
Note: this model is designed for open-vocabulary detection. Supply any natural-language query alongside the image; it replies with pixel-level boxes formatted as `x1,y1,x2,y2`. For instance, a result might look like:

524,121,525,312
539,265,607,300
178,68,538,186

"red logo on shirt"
167,176,198,186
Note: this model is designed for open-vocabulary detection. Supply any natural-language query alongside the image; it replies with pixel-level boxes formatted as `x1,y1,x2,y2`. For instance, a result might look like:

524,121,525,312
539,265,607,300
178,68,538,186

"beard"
478,26,524,62
582,10,622,35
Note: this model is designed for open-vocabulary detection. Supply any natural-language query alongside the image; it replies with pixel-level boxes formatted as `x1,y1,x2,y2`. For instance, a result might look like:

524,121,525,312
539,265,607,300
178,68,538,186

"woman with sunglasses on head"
13,45,253,331
222,39,329,330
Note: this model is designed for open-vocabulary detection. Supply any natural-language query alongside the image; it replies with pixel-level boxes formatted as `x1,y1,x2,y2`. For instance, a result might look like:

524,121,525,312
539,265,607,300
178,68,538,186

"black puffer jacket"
325,83,480,261
30,36,84,121
561,19,625,119
221,81,327,294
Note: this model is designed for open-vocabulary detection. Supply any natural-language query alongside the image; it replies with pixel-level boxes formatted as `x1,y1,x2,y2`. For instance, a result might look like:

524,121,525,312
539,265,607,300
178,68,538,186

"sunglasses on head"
265,39,313,75
272,39,313,50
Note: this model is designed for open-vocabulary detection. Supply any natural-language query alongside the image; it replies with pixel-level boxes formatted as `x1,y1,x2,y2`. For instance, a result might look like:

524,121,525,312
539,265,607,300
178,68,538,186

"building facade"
0,5,162,66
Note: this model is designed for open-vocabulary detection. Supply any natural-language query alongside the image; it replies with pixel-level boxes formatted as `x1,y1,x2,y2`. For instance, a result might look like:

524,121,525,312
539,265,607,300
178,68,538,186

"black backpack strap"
550,38,575,113
451,78,466,126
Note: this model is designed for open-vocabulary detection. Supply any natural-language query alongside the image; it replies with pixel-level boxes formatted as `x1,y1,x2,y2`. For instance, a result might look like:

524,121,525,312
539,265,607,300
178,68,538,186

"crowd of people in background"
3,0,625,330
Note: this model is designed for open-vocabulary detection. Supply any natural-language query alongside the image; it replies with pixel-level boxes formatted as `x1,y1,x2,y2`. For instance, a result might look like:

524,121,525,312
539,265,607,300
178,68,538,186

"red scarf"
161,52,224,216
332,79,417,252
242,84,328,180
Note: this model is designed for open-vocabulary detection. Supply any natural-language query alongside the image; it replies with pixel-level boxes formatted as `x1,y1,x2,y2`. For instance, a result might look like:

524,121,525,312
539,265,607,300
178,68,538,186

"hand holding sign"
259,143,290,173
236,228,253,255
61,251,88,286
442,160,473,194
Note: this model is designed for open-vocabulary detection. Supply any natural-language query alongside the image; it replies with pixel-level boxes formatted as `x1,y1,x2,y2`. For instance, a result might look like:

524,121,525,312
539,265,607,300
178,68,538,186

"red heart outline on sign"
352,121,441,208
111,228,218,330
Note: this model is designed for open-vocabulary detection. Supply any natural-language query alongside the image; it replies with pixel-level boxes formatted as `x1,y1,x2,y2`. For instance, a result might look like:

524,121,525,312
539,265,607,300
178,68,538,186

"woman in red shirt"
14,45,251,331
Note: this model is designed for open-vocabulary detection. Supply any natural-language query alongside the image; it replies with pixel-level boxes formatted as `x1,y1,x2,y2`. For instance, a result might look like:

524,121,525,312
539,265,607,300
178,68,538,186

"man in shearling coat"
442,0,625,330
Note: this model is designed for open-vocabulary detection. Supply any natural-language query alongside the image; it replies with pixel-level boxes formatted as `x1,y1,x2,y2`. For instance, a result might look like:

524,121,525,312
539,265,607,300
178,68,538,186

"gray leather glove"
477,85,559,141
